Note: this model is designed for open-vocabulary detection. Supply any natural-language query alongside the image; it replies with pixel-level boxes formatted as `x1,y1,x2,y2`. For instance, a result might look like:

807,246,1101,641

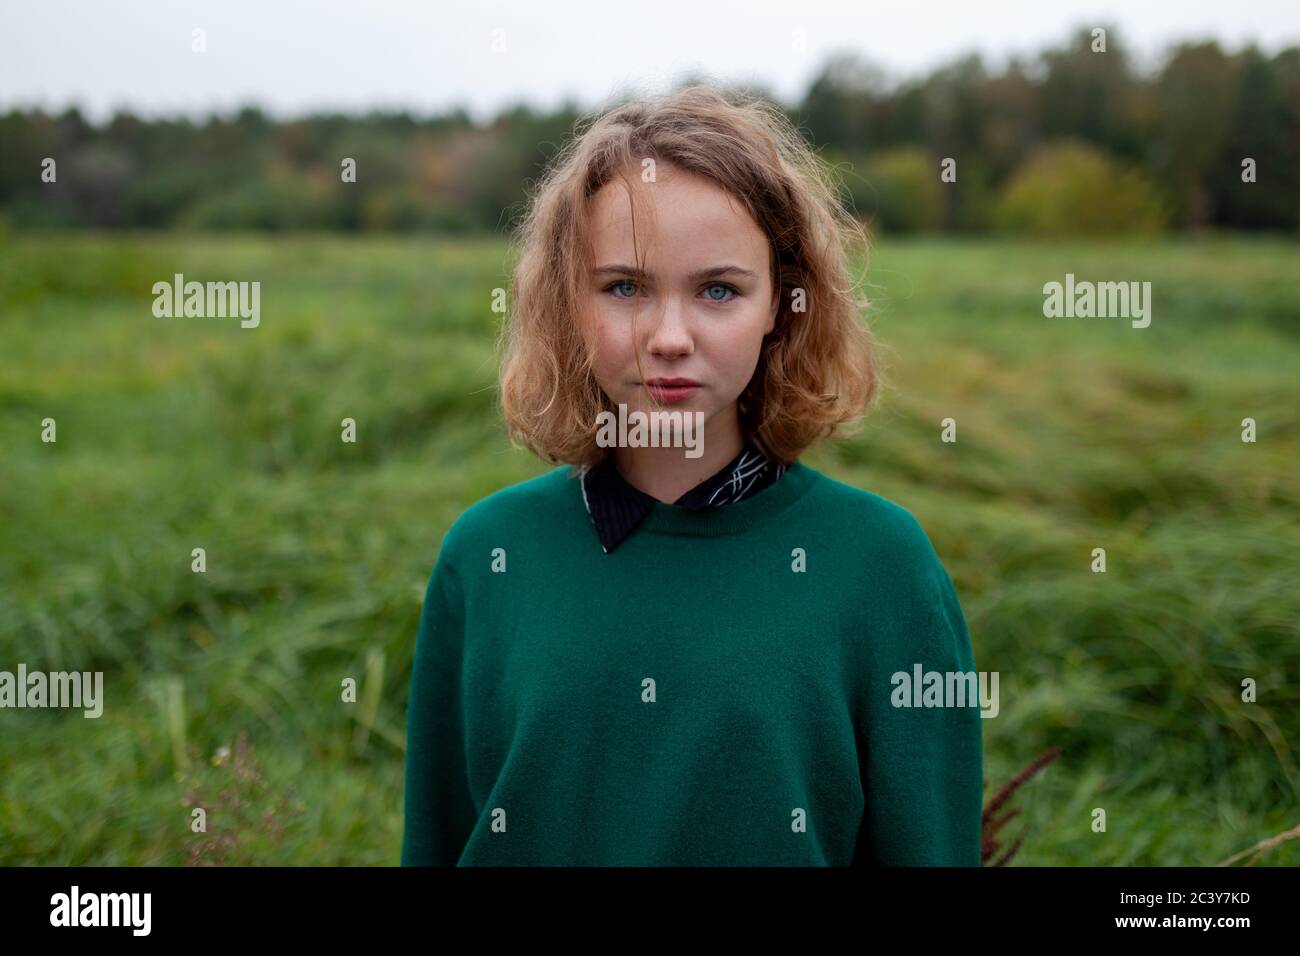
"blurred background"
0,1,1297,865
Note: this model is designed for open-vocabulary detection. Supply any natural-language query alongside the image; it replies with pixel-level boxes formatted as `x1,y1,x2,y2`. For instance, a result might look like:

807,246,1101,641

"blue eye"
606,281,639,300
604,280,739,302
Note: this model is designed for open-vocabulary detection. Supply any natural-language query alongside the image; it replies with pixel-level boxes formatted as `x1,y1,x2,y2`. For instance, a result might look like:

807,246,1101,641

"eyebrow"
592,264,759,282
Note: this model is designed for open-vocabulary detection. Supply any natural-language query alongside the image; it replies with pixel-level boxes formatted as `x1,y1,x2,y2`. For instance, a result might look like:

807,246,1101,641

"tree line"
1,26,1296,235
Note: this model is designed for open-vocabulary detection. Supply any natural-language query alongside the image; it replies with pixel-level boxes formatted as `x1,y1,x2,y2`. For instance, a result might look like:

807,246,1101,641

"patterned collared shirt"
578,443,788,553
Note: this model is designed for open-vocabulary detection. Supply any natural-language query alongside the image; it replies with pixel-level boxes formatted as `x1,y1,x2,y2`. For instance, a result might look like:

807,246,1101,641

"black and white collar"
578,443,787,553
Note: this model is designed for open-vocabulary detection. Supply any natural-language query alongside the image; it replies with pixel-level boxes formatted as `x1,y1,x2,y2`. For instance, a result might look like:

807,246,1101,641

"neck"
613,407,744,503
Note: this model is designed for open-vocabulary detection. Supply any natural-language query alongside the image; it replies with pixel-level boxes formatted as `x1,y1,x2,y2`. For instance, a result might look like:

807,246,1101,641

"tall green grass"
1,231,1296,864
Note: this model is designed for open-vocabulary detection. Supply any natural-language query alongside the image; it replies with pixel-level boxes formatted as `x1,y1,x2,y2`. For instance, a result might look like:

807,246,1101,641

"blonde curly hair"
499,83,879,468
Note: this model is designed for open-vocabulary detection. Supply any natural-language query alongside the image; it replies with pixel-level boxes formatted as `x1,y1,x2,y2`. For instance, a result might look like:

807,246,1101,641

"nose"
643,295,694,359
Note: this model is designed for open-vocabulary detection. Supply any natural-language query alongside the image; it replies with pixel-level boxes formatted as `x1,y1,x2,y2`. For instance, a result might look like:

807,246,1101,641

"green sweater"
401,461,984,866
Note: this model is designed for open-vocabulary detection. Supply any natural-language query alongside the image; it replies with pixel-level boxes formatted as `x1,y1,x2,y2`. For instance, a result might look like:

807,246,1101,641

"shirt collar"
578,443,787,553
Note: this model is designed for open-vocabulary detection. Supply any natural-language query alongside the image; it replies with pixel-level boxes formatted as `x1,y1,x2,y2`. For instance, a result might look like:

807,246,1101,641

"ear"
766,286,780,335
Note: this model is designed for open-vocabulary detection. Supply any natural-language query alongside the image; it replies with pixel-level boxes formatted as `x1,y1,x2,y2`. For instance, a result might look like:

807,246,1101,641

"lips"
647,378,700,387
644,378,700,404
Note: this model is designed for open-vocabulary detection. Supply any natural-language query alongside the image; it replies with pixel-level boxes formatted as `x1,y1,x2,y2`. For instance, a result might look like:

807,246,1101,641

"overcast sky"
2,0,1297,124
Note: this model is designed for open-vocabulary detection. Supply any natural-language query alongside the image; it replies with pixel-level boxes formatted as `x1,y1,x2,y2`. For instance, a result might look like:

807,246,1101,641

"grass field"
1,231,1297,865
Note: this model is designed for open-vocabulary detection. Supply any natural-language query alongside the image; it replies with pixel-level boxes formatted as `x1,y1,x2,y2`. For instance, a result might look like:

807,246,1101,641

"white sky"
2,0,1297,124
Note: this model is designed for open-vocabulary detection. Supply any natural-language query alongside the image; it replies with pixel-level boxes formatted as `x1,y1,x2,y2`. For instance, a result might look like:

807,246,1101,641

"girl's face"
583,161,778,454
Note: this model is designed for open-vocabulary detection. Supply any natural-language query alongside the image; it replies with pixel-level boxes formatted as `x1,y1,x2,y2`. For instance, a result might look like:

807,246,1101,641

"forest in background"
2,26,1298,236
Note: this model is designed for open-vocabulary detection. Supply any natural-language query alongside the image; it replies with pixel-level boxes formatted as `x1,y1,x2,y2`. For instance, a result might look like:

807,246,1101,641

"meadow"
0,230,1297,865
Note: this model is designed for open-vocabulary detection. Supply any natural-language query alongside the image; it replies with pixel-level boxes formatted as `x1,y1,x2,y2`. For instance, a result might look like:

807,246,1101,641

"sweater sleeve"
400,552,478,866
853,556,985,866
